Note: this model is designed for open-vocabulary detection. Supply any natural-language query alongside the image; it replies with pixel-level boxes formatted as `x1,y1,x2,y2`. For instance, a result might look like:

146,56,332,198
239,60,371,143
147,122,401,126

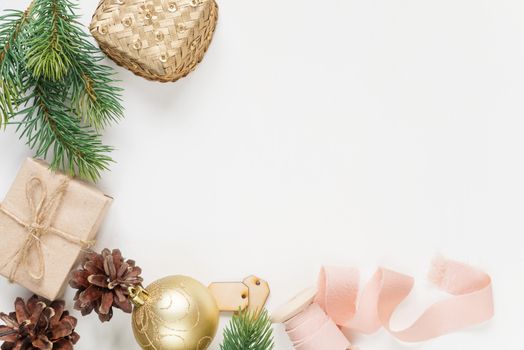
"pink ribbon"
284,257,494,349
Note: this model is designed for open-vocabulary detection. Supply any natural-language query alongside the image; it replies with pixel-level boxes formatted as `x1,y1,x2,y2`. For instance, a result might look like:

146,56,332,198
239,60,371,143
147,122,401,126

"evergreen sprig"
0,9,29,127
0,0,123,181
220,310,274,350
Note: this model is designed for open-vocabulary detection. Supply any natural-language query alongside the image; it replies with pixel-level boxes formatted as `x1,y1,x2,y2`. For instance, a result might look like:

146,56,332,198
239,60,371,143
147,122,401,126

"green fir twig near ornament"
220,309,275,350
0,0,123,181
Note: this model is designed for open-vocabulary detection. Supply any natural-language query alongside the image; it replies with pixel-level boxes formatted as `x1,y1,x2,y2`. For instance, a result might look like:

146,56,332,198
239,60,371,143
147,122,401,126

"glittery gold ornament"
130,275,220,350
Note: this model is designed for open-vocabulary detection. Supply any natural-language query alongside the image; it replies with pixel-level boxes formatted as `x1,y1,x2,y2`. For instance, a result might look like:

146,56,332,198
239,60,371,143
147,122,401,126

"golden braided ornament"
90,0,218,82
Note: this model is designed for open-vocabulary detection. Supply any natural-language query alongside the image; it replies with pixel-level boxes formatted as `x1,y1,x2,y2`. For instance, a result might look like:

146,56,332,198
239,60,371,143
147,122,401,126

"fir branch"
0,0,124,180
0,9,31,127
220,310,274,350
25,0,73,80
27,0,124,129
66,20,124,129
17,77,113,181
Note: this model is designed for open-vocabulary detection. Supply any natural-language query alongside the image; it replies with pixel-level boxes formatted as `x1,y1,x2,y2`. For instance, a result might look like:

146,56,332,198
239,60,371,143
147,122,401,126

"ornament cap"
129,285,150,307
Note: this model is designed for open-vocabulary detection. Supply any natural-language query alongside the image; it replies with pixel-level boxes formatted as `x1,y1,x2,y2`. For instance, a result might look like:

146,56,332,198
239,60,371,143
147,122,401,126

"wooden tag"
243,275,270,313
208,282,249,312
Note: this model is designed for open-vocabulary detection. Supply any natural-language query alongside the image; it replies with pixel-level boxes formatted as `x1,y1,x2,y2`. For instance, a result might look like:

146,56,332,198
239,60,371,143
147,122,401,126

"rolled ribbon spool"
286,304,351,350
272,257,494,350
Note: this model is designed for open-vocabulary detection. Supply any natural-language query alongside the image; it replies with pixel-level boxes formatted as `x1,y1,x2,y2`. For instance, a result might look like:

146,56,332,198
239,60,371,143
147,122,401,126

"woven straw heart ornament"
90,0,218,82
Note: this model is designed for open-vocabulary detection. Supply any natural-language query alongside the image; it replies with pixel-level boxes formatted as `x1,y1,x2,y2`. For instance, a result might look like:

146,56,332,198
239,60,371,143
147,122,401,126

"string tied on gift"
0,176,96,282
282,257,494,350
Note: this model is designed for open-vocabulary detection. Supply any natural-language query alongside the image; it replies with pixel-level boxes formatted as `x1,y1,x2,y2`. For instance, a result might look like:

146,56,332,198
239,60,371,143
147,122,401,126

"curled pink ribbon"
284,257,494,349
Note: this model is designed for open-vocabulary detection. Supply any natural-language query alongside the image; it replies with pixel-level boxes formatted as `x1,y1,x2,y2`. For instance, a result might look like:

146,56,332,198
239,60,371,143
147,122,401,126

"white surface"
0,0,522,349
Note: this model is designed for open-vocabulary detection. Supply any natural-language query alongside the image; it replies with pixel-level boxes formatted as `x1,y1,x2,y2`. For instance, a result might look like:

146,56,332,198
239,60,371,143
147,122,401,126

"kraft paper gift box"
0,158,112,300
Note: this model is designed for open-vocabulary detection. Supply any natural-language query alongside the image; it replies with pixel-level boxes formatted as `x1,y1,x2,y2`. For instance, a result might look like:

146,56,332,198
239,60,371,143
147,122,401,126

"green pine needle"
24,0,72,81
17,77,113,181
220,310,275,350
0,9,30,127
0,0,123,181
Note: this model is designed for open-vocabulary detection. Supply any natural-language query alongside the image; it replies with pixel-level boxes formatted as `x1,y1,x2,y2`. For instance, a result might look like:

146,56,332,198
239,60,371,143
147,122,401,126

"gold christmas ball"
131,275,219,350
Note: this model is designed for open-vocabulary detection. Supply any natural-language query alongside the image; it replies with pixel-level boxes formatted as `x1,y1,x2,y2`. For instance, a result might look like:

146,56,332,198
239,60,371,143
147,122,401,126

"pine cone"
69,249,143,322
0,295,79,350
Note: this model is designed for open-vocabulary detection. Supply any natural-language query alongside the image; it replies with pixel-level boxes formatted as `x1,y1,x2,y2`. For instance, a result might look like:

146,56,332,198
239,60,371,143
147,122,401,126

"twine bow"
0,176,95,282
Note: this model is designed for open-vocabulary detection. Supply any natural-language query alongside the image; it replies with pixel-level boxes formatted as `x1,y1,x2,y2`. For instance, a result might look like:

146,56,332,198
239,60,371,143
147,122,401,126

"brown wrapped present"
0,158,112,300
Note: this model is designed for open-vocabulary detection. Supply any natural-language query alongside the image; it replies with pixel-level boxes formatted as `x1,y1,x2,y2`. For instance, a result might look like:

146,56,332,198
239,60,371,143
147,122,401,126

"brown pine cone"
0,295,79,350
69,248,143,322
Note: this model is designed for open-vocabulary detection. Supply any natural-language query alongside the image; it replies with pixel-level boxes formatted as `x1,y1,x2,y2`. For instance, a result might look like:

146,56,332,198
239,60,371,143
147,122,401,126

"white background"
0,0,522,349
